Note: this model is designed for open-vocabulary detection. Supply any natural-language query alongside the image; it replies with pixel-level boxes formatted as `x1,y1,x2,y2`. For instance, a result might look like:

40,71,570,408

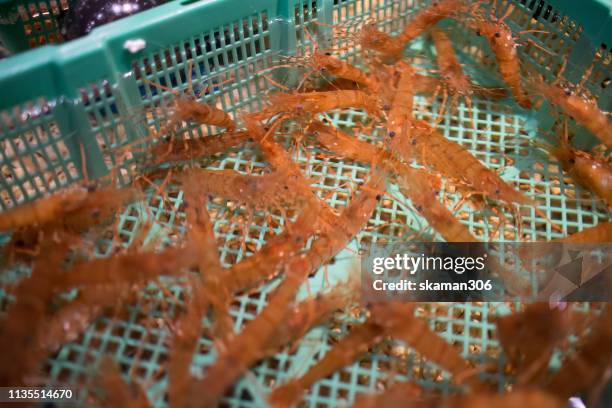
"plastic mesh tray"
0,0,611,406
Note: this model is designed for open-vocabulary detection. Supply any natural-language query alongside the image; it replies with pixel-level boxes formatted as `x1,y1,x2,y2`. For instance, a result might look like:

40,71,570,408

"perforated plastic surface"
0,0,610,406
0,0,71,52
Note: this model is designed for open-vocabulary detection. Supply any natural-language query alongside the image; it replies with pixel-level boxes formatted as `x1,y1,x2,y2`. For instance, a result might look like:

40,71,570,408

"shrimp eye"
183,201,189,209
494,32,501,38
284,185,289,190
388,131,396,138
495,189,501,195
476,30,481,36
325,52,332,56
564,88,572,96
264,126,270,131
376,194,382,200
569,158,576,164
322,118,329,123
320,67,327,72
382,104,391,111
415,205,423,212
411,138,417,145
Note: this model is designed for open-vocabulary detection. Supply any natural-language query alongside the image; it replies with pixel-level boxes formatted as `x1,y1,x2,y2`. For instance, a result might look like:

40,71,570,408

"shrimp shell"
257,90,381,119
0,186,141,233
268,320,386,408
395,0,464,46
174,97,236,131
94,358,151,408
359,23,404,62
545,304,612,399
413,74,508,100
389,390,565,408
178,168,309,211
387,62,415,143
473,19,532,109
0,237,70,385
312,53,379,91
0,189,89,232
557,221,612,243
149,130,250,165
58,246,197,291
182,185,232,339
369,302,478,384
534,81,612,148
410,120,535,207
495,302,575,379
352,381,423,408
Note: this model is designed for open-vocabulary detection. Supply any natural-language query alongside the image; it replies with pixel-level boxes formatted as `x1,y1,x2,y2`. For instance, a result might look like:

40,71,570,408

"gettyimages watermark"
361,242,612,302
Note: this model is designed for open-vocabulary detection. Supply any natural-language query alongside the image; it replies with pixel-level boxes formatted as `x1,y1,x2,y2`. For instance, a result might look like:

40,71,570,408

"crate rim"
1,0,611,107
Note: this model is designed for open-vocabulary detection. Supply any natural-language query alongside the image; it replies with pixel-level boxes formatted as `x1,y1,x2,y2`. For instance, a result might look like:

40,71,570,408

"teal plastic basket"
0,0,72,52
0,0,610,406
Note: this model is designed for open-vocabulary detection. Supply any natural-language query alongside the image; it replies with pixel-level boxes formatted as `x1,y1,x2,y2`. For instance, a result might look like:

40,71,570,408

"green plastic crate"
0,0,611,406
0,0,72,52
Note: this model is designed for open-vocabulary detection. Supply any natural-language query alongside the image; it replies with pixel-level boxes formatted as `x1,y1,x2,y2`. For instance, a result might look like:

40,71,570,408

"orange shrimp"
358,23,404,62
429,28,508,125
545,304,612,400
0,189,89,232
308,121,477,243
143,60,235,132
182,185,232,339
387,390,565,408
186,168,386,407
352,381,423,408
0,236,71,386
557,222,612,243
261,28,378,92
57,245,197,291
94,357,151,408
531,81,612,148
409,120,541,209
255,90,381,120
369,302,479,385
307,52,379,91
168,276,216,408
413,74,508,101
244,115,326,210
224,199,323,295
469,6,532,108
170,97,236,132
395,0,465,47
268,282,358,353
359,0,464,62
268,320,387,408
148,130,250,165
0,186,141,233
495,302,576,383
41,284,136,353
387,62,416,143
535,122,612,206
178,168,310,211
